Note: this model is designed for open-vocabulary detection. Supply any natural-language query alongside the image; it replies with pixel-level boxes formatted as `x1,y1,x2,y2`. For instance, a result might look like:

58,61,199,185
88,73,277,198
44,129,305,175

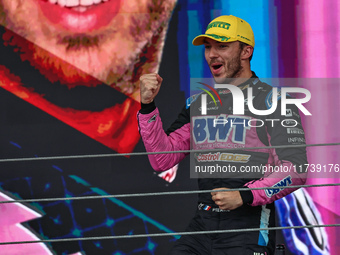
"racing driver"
137,15,308,254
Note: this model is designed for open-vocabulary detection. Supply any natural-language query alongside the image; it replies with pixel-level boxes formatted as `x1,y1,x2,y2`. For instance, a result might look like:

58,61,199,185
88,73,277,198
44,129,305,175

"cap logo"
239,35,251,42
206,21,231,31
192,15,255,47
205,34,230,42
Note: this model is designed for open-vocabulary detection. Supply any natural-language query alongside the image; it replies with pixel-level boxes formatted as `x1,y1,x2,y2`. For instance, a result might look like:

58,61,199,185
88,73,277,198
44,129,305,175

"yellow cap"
192,15,255,47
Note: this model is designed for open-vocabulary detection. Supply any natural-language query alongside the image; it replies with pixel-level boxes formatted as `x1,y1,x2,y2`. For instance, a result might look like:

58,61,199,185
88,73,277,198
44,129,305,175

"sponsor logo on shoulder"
186,94,200,109
148,114,158,123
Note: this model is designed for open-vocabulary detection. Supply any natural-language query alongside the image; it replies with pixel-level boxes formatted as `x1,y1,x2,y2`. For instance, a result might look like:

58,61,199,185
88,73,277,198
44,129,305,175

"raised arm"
137,74,191,171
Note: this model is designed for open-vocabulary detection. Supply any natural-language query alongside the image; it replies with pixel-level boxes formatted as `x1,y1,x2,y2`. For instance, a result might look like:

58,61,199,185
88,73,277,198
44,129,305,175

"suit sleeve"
137,102,191,171
245,97,308,206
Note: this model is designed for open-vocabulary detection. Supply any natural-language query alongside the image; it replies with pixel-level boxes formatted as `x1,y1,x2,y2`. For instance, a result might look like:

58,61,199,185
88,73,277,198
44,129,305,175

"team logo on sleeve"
265,176,292,198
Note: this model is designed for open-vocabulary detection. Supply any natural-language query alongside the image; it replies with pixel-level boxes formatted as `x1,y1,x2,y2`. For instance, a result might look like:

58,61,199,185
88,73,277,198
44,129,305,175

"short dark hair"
239,41,254,61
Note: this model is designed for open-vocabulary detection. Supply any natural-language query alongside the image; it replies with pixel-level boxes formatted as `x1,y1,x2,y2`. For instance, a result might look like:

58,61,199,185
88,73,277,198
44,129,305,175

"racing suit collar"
235,71,258,89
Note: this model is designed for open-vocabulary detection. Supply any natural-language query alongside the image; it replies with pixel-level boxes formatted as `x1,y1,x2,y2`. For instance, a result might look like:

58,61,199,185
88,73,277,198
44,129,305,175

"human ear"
242,45,253,60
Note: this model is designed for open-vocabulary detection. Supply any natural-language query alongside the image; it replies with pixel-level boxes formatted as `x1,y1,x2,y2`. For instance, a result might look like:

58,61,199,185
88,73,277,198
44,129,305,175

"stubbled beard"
216,52,243,84
226,53,242,79
1,28,104,88
59,34,101,50
0,0,175,93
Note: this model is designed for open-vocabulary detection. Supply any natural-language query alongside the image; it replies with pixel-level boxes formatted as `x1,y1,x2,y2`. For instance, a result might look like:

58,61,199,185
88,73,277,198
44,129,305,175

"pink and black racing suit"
137,72,307,254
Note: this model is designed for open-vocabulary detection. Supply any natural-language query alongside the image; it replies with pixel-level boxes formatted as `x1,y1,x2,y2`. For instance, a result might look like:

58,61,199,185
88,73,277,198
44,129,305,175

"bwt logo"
200,84,312,116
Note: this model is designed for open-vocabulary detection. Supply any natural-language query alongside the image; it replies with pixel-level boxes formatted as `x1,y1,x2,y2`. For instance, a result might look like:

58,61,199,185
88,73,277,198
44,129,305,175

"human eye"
204,44,211,49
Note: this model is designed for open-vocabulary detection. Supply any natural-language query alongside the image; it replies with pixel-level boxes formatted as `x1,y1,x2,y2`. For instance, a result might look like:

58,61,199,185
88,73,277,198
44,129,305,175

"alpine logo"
148,114,158,123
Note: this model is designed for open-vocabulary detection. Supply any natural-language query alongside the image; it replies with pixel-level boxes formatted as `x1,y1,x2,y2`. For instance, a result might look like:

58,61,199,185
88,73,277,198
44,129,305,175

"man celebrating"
138,15,307,254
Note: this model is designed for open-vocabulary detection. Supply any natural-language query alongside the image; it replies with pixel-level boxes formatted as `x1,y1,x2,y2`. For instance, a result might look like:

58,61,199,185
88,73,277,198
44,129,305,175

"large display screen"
0,0,339,254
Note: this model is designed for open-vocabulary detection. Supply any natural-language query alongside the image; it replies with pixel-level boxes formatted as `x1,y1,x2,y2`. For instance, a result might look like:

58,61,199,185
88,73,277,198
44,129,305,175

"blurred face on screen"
0,0,177,153
0,0,176,99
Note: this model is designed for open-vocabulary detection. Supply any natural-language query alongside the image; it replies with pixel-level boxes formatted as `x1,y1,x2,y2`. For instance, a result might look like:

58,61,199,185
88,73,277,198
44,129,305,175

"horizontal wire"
0,223,339,246
0,142,339,163
1,183,339,204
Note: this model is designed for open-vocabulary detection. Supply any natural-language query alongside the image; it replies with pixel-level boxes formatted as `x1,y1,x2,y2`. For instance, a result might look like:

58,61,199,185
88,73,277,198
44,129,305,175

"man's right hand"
139,73,163,104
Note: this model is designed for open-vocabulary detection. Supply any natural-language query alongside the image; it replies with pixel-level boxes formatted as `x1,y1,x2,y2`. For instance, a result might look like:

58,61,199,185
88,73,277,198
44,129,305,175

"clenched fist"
211,188,243,210
139,73,163,104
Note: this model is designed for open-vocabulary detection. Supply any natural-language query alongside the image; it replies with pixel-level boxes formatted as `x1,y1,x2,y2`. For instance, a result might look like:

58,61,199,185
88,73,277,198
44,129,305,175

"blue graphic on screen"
0,141,178,255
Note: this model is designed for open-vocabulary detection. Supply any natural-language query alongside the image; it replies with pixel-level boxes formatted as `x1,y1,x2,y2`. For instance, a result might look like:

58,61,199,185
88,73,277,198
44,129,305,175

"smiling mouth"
44,0,110,12
39,0,120,32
